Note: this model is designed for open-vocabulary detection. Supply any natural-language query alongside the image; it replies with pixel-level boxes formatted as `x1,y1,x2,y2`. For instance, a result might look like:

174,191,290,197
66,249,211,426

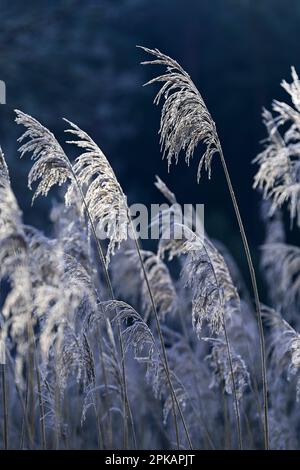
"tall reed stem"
34,350,46,449
58,140,187,448
69,172,133,449
201,241,242,449
20,375,29,448
5,352,32,449
97,327,113,448
129,216,193,450
26,322,35,445
222,318,242,449
217,144,269,449
26,279,46,450
20,320,46,450
176,310,216,449
70,160,184,449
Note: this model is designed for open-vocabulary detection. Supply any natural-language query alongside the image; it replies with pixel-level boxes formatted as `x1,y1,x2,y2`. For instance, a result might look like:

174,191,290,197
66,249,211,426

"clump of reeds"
0,49,300,451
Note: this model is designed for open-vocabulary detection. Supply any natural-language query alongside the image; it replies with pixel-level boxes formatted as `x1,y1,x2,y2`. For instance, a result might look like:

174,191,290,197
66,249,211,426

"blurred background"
0,0,299,290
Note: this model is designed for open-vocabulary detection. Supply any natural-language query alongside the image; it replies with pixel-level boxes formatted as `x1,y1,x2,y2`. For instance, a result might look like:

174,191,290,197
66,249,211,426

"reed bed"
0,48,299,450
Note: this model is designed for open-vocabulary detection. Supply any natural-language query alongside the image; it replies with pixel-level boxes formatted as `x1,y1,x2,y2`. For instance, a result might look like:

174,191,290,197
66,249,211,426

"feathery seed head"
182,236,240,336
15,110,71,203
263,306,300,402
125,249,177,320
254,68,300,226
139,46,219,181
205,337,250,401
64,119,128,267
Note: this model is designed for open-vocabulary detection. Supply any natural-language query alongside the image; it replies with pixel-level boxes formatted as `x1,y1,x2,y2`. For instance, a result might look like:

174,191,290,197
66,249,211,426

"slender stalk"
249,381,264,439
117,324,129,449
97,327,113,448
243,407,255,449
26,322,35,446
21,322,46,450
129,217,193,450
26,282,46,450
126,388,137,450
53,349,61,450
217,144,269,449
94,391,104,449
67,170,133,449
4,351,32,449
222,391,231,450
66,133,185,448
134,232,180,447
35,357,46,449
200,240,242,449
20,375,29,448
1,364,8,449
176,311,215,449
222,317,242,449
16,256,43,450
245,338,265,438
63,138,188,448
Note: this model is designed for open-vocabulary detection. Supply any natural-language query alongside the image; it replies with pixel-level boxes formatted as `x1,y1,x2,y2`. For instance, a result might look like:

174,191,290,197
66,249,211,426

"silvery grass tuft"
14,110,134,448
63,119,128,267
15,110,128,269
139,46,269,449
153,175,245,448
3,49,300,450
254,68,300,227
204,338,250,402
139,48,218,181
125,249,177,322
263,306,300,402
14,109,192,450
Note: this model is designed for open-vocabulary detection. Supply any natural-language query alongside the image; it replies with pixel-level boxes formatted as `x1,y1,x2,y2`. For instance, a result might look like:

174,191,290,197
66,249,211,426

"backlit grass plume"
261,243,300,314
0,147,25,252
205,338,250,401
15,110,71,203
14,109,191,450
64,119,128,267
152,176,243,447
104,300,188,432
263,307,300,402
15,110,128,268
254,68,300,227
125,249,177,321
3,48,300,450
182,236,240,337
139,47,219,181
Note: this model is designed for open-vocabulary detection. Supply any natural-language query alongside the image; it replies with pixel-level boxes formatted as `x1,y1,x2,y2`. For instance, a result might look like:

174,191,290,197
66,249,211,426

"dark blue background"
0,0,299,283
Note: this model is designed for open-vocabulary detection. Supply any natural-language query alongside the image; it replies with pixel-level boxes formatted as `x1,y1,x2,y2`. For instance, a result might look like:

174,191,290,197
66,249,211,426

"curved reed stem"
201,241,243,449
69,173,133,449
20,375,29,448
5,352,32,449
217,144,269,450
34,346,46,449
129,216,193,450
176,309,216,449
97,327,113,448
222,317,242,449
27,261,46,450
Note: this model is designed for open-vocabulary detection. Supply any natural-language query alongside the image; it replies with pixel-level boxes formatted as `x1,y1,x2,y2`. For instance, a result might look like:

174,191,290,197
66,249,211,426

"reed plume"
254,68,300,227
